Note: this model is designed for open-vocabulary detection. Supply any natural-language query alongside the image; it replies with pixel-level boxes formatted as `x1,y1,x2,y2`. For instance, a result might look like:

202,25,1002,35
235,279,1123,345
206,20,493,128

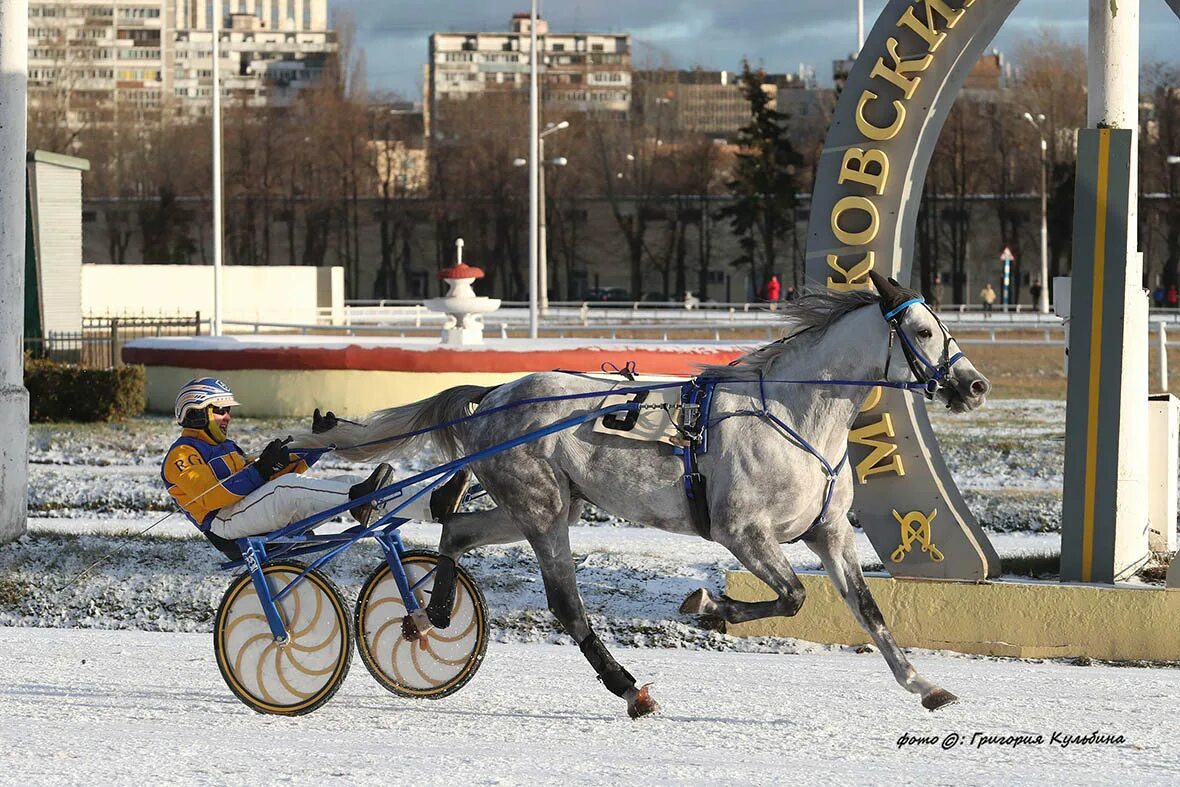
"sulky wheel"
213,562,352,716
355,550,488,699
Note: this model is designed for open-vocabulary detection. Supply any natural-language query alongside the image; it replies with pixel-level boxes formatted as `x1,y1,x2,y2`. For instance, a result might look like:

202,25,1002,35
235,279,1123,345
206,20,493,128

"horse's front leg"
803,515,958,711
681,524,808,623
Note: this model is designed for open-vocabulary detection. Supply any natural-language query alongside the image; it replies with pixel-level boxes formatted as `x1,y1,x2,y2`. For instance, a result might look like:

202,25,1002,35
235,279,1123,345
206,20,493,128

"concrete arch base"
0,384,29,545
726,571,1180,662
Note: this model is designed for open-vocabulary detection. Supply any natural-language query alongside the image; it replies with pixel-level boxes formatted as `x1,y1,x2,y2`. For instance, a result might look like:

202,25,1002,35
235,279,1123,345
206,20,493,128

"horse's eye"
918,329,933,339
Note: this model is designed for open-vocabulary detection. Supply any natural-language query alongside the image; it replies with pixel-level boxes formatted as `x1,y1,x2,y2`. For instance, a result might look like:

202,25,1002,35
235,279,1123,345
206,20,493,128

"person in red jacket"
161,377,402,558
765,274,781,305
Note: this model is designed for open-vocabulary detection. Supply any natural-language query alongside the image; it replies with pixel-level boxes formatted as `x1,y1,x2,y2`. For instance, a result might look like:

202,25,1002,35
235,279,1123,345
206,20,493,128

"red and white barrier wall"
124,336,747,417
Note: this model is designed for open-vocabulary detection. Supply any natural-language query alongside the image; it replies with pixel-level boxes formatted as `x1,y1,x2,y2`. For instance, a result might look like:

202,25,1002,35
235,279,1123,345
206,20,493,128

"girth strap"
678,380,714,541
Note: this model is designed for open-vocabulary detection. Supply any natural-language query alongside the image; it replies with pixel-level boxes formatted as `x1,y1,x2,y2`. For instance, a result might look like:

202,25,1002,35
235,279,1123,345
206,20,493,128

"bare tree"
1141,62,1180,292
1011,31,1087,282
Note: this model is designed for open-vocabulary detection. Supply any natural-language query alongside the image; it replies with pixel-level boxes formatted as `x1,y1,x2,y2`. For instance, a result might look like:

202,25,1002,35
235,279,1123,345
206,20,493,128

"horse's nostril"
970,379,990,397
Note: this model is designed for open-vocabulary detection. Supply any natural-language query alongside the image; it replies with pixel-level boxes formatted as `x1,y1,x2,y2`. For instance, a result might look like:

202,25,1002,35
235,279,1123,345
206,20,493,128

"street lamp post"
1023,112,1050,314
856,0,864,55
527,0,539,339
538,121,569,315
212,0,224,336
515,121,569,317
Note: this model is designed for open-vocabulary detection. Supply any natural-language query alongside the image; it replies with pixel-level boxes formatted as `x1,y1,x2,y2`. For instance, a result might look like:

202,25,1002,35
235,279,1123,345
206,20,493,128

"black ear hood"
868,269,924,318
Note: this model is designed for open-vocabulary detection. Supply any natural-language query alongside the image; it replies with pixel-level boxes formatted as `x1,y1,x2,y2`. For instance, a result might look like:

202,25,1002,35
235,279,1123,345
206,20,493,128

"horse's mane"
697,288,881,379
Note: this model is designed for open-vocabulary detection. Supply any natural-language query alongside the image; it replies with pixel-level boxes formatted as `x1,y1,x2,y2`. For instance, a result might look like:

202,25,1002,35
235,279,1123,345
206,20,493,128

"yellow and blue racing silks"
161,429,313,531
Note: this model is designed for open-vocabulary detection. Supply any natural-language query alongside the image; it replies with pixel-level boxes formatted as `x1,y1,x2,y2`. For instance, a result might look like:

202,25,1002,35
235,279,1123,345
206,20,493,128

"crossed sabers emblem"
890,508,944,563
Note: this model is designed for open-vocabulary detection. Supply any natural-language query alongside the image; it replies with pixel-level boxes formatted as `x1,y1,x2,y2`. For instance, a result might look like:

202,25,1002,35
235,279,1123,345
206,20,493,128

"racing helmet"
175,377,241,426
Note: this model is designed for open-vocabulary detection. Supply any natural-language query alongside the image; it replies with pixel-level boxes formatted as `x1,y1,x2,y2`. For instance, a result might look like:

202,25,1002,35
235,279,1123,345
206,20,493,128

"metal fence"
25,314,203,369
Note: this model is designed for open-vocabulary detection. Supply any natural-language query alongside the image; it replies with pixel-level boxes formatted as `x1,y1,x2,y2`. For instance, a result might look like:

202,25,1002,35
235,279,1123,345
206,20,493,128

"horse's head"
869,271,990,413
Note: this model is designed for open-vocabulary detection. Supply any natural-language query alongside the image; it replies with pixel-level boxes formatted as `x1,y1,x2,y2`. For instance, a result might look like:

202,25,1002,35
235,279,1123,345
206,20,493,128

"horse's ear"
868,269,898,300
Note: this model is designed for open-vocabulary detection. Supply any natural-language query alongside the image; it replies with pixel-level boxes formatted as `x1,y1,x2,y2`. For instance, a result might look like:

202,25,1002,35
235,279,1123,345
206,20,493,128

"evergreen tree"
718,61,803,293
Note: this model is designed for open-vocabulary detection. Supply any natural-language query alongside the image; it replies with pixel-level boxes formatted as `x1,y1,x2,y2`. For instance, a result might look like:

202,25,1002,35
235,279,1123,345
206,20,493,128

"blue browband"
883,296,925,321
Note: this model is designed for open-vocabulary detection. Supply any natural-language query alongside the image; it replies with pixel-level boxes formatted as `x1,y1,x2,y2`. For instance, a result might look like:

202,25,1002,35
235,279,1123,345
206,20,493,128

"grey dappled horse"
299,273,990,717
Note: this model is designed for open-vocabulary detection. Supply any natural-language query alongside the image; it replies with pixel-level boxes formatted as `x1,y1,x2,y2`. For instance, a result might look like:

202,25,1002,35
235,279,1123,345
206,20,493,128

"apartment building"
26,0,336,126
426,13,631,136
634,68,817,140
171,1,335,112
28,1,168,126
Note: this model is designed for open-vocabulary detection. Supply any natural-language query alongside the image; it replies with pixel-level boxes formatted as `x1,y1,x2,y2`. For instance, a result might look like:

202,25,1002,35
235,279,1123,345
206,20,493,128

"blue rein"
289,298,963,534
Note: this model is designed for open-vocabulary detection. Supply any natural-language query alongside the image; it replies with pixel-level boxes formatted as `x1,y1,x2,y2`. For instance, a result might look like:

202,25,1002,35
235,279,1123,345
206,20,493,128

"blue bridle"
883,297,965,399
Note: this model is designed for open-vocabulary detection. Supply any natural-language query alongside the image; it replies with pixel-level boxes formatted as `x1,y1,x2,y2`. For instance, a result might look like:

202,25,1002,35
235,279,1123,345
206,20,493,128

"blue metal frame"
223,402,638,643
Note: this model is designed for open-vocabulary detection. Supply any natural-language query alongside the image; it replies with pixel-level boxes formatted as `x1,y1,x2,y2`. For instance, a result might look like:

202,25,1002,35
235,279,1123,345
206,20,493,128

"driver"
161,377,404,558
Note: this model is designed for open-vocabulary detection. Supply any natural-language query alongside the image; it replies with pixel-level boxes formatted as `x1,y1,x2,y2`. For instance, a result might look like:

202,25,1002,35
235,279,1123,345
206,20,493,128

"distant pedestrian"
766,275,781,301
1168,285,1179,309
1153,285,1166,307
1030,279,1043,308
980,283,997,318
765,274,781,311
784,285,798,301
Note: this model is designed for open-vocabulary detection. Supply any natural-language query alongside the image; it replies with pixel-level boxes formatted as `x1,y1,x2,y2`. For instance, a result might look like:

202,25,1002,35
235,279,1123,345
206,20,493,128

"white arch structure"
806,0,1173,582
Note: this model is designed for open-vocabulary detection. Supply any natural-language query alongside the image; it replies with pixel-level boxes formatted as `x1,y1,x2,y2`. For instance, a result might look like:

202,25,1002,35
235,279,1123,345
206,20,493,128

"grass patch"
0,577,29,608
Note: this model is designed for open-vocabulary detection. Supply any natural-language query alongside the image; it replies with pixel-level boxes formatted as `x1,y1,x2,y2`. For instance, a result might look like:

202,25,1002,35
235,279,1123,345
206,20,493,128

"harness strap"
678,380,713,541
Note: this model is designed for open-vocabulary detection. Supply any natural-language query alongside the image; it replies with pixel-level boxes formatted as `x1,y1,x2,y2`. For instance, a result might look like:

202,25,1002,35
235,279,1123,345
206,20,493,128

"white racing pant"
209,474,434,540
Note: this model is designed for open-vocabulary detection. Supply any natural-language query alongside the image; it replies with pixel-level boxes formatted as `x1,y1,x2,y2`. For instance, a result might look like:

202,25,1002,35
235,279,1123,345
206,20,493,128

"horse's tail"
293,384,495,463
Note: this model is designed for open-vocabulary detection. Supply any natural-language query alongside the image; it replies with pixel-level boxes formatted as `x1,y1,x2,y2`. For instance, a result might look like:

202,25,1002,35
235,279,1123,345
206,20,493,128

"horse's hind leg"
426,505,525,628
429,469,472,524
804,515,957,711
681,525,808,623
527,522,658,719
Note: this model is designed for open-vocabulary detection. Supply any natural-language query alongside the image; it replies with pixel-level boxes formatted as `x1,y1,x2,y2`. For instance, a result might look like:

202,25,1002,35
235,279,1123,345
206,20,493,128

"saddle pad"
589,375,687,445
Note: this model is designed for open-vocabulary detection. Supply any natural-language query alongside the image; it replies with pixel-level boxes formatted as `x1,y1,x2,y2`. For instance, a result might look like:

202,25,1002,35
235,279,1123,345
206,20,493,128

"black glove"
254,437,293,480
312,408,338,434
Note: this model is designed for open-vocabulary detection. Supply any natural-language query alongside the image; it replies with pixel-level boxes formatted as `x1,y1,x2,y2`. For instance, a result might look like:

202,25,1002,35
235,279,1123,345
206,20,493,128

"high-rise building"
634,68,817,140
28,1,169,127
171,1,335,113
426,14,631,137
27,0,337,127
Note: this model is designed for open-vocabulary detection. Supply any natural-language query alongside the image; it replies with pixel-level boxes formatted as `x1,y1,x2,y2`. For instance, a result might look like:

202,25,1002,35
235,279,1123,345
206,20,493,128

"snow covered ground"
2,400,1176,784
0,628,1176,786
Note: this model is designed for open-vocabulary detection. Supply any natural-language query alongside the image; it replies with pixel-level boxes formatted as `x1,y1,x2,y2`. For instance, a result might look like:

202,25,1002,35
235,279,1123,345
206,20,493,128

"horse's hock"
725,571,1180,662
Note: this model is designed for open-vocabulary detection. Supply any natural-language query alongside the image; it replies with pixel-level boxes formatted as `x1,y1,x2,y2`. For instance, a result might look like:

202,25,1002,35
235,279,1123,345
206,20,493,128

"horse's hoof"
679,588,710,615
627,683,660,719
922,688,959,711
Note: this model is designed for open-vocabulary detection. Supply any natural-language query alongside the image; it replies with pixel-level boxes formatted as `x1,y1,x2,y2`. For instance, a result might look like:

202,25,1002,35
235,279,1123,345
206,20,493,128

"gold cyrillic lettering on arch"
855,90,906,141
859,385,884,413
831,196,880,246
870,37,933,100
896,0,972,54
851,412,905,484
838,147,890,195
826,251,874,291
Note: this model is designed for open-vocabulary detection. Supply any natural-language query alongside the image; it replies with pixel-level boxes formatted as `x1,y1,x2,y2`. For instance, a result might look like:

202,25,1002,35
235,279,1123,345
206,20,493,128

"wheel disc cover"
361,562,483,692
218,568,347,711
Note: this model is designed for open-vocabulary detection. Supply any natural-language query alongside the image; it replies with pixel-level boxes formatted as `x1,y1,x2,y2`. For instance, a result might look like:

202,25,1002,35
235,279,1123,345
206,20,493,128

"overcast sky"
331,0,1180,101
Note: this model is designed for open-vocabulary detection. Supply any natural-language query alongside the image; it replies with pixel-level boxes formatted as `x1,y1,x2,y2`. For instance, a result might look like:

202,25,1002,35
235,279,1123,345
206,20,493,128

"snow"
0,628,1175,785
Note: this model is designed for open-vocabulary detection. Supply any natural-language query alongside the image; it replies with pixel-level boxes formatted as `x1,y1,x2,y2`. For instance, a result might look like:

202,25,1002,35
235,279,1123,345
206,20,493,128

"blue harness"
292,299,963,543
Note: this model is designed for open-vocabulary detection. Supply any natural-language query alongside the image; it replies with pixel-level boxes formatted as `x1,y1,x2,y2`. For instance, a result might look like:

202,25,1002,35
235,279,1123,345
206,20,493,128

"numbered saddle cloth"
588,374,689,445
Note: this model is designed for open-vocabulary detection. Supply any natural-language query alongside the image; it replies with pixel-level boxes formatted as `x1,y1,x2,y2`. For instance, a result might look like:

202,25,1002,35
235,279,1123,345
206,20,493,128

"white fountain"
425,239,502,346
